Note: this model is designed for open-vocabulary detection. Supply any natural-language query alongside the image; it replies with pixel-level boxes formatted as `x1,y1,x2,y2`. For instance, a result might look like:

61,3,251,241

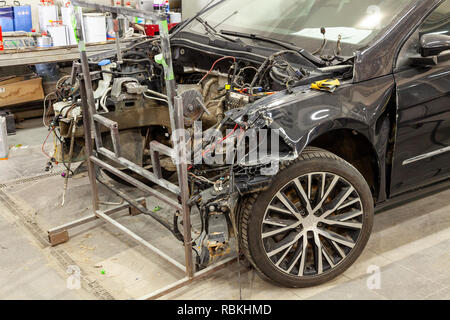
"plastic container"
140,0,154,11
61,5,77,45
0,116,8,160
82,13,107,44
47,24,68,47
170,12,181,24
38,2,58,33
153,0,164,13
106,17,116,40
37,33,52,47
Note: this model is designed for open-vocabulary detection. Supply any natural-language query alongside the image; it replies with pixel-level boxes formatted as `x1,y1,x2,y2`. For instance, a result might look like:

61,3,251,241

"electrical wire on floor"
61,117,77,206
41,127,55,159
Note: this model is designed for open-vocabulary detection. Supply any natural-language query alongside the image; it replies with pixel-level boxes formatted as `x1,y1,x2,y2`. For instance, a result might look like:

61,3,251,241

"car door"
390,1,450,196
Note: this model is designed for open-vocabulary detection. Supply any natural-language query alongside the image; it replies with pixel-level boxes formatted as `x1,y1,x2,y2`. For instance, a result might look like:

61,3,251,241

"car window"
188,0,416,57
396,0,450,70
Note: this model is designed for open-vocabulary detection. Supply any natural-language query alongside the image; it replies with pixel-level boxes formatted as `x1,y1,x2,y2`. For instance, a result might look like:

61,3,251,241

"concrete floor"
0,118,449,300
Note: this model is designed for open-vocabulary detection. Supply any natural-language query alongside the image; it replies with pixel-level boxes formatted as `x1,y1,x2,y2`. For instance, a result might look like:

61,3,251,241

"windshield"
188,0,416,56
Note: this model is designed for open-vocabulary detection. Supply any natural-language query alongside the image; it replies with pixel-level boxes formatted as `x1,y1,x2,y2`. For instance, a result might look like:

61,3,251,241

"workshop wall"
19,0,180,32
23,0,134,31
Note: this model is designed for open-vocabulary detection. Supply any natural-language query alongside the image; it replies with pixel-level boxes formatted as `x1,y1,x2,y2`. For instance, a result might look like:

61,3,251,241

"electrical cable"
41,128,54,159
52,127,75,175
201,123,239,157
43,92,56,128
143,93,169,103
198,56,236,85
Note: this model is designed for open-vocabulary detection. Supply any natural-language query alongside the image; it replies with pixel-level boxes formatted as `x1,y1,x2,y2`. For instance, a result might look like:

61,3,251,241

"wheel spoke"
318,228,355,248
331,240,347,259
267,231,304,257
312,175,339,213
263,217,295,227
322,186,355,219
337,198,360,211
313,231,323,274
275,192,303,220
267,205,293,216
298,235,308,276
293,178,312,213
307,174,312,200
328,208,363,222
263,220,287,227
322,247,335,268
262,221,300,239
320,173,326,198
286,241,304,273
275,244,293,267
323,219,363,229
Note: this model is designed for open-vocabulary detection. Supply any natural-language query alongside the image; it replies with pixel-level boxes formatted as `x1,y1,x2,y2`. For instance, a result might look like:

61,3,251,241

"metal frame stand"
47,1,236,300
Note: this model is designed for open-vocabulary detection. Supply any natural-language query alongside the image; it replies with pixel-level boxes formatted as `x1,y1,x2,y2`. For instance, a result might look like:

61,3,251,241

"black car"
174,0,450,287
55,0,450,288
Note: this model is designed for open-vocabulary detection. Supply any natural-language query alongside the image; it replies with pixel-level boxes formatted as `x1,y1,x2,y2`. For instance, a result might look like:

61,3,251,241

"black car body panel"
226,74,395,203
353,0,439,82
173,0,449,206
392,54,450,195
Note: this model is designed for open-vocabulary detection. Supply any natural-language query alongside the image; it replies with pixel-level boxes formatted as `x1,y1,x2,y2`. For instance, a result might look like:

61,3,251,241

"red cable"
42,128,54,159
199,56,236,84
202,123,239,157
187,123,241,171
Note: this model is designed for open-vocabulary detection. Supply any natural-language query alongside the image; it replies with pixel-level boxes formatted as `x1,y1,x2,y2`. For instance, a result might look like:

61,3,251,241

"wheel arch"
306,126,381,202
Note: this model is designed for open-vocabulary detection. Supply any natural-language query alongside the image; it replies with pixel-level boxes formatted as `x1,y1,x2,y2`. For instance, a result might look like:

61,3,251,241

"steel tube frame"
48,198,145,236
138,256,238,300
47,1,236,300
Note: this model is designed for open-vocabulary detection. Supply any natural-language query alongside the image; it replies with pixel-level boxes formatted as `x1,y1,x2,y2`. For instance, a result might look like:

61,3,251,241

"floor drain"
3,171,63,187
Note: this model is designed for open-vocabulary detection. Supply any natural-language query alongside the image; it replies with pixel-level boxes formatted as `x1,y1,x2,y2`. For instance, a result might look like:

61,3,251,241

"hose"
100,87,111,112
61,117,77,206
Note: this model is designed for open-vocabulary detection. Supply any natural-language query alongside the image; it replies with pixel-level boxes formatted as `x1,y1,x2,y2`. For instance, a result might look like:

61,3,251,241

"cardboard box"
0,77,45,108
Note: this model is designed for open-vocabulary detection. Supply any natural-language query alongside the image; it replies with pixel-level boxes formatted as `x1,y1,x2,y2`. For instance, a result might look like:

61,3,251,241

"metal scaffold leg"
46,2,236,299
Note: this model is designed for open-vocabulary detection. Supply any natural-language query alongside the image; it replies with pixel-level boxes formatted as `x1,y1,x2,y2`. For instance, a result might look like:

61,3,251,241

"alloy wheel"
261,172,364,277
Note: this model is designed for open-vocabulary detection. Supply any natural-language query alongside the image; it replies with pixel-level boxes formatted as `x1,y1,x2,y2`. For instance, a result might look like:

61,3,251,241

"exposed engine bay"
45,32,353,269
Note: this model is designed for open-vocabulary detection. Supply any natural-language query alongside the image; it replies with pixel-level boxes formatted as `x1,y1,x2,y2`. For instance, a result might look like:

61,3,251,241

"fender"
228,74,396,201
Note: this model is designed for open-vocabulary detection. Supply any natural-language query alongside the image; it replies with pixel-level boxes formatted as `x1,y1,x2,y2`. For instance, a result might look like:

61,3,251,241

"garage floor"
0,118,449,300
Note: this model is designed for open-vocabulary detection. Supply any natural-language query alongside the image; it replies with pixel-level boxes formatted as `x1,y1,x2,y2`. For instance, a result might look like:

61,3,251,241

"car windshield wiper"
220,30,326,66
196,17,237,42
170,0,226,39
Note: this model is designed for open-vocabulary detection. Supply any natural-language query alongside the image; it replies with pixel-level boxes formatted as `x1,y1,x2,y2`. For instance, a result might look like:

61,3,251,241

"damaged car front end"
47,0,447,287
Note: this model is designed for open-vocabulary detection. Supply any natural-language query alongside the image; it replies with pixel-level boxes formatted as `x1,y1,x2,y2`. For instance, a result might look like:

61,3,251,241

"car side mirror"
409,33,450,66
420,33,450,57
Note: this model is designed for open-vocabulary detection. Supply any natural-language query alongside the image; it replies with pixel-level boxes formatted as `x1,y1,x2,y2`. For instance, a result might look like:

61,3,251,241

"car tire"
239,147,374,288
